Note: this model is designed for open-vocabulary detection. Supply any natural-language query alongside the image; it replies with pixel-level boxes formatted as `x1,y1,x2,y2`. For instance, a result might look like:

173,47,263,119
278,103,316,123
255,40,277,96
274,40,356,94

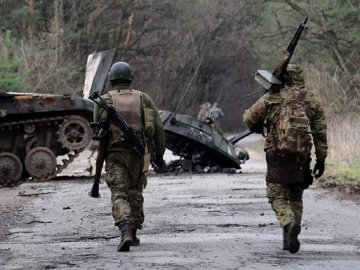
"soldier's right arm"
243,95,269,132
307,94,327,161
142,93,165,157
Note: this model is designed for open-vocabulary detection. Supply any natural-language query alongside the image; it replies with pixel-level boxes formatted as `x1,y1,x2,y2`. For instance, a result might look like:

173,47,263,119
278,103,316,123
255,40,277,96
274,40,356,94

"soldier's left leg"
126,155,145,229
128,185,144,229
128,172,144,246
126,156,145,246
283,184,303,254
266,183,296,228
267,183,301,252
288,185,304,225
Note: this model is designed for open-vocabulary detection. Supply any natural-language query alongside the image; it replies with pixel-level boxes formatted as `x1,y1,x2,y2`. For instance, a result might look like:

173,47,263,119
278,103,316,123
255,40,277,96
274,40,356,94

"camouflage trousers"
266,182,304,227
105,151,146,229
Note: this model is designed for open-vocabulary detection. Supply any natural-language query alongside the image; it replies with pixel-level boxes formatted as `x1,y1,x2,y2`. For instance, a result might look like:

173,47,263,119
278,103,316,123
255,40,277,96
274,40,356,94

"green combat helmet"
109,62,134,82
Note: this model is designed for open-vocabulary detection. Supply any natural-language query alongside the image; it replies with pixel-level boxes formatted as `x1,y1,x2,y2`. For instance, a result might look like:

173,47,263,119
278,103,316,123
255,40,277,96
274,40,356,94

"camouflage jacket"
93,84,166,157
243,86,327,161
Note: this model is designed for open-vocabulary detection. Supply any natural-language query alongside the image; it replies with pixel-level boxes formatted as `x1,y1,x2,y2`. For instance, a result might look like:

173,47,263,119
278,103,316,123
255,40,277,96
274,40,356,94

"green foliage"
0,59,24,91
2,29,17,47
0,30,25,92
9,6,40,35
325,158,360,195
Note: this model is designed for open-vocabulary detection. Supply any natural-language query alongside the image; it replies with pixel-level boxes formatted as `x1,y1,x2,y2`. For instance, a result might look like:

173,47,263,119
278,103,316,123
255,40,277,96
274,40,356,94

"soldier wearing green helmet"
94,61,166,252
243,64,327,254
108,61,134,82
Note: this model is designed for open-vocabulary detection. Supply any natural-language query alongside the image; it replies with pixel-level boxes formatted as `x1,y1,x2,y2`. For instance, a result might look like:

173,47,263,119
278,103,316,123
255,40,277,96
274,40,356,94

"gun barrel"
229,130,253,145
286,17,308,54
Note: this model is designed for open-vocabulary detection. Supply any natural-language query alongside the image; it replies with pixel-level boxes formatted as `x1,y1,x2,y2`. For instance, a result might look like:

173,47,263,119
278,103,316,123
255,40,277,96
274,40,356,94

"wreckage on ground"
160,110,250,173
0,50,116,187
0,91,94,187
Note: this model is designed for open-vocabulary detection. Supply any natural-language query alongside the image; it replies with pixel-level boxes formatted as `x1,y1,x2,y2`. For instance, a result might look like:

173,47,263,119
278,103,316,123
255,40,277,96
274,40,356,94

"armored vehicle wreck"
160,111,249,173
0,91,94,187
156,61,250,173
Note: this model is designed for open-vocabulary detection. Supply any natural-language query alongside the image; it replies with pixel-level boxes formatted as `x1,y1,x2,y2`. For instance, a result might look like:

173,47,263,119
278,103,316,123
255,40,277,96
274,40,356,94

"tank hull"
160,111,241,171
0,92,94,186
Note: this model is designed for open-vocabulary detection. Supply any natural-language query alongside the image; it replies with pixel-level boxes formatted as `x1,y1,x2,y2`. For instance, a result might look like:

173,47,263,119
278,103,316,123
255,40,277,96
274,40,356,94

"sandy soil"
0,134,359,270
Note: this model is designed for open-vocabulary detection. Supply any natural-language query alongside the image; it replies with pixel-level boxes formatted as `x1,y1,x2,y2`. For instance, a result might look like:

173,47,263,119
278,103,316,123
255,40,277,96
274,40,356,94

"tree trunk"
27,0,36,39
52,0,64,64
124,13,134,49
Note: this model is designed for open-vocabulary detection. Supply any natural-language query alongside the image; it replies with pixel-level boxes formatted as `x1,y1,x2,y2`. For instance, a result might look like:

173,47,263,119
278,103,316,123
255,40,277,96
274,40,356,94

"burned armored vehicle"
0,49,115,188
156,61,250,173
0,91,94,187
160,111,250,173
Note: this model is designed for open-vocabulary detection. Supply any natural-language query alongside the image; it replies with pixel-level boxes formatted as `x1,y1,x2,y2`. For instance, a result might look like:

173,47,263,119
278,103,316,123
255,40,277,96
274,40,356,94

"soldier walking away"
197,102,212,123
209,103,224,130
93,61,166,252
243,64,327,254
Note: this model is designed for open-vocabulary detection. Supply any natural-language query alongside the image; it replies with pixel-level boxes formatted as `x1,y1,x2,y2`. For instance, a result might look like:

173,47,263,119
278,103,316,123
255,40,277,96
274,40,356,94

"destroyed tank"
0,91,94,187
160,111,249,173
155,61,250,173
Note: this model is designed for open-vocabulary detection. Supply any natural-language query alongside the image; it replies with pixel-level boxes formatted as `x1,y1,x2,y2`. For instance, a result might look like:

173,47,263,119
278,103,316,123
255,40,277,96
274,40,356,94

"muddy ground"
0,135,359,270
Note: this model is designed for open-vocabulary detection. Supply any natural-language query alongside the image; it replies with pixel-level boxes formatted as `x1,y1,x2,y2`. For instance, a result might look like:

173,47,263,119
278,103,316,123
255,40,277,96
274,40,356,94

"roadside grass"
306,66,360,198
324,159,360,190
319,114,360,197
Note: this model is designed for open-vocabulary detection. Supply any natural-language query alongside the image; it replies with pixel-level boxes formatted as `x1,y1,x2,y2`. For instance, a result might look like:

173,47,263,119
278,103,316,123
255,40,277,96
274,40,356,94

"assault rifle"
255,17,308,91
88,91,145,198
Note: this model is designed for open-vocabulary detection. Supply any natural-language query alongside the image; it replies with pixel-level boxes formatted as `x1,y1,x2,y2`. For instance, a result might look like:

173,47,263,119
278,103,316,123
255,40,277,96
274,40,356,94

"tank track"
0,116,88,184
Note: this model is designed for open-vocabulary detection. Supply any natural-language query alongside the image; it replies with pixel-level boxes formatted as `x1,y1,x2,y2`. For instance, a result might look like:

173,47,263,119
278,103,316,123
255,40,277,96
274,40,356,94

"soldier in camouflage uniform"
209,103,224,130
197,102,212,123
243,64,327,254
94,61,166,252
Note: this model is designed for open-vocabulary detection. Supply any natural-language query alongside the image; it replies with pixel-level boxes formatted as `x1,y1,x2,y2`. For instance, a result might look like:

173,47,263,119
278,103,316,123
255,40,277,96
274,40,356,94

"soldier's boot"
285,222,301,254
117,223,133,252
282,232,289,250
130,227,140,246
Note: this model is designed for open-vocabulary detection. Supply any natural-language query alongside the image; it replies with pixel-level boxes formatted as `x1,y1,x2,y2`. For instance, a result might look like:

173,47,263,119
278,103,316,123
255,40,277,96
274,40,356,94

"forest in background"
1,0,360,183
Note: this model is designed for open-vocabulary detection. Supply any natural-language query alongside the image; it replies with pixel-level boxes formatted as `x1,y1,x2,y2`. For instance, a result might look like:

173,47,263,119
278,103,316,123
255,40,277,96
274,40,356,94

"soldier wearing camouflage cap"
243,64,327,254
94,61,166,252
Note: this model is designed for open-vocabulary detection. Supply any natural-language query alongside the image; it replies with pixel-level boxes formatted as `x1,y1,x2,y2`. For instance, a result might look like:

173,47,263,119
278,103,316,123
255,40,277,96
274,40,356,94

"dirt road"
0,138,359,270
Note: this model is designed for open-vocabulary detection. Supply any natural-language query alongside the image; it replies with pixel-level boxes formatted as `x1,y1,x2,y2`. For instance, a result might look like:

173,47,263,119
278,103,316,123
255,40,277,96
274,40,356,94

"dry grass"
306,65,360,115
305,65,360,195
325,114,360,192
305,64,360,162
327,114,360,162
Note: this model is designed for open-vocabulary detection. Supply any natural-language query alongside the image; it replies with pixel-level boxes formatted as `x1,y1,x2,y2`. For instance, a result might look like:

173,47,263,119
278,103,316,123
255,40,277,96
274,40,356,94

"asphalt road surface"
0,139,359,270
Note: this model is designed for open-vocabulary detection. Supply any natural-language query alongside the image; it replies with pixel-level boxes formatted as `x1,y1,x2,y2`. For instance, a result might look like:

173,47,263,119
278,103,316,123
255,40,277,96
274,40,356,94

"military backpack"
276,88,312,154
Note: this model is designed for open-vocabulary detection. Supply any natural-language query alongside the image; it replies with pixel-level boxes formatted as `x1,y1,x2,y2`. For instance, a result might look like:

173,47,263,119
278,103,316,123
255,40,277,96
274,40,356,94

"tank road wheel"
0,153,23,187
24,147,57,181
58,116,91,150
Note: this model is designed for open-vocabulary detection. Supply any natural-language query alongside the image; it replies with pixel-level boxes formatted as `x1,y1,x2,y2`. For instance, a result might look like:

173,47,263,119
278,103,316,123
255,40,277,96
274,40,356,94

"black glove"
313,160,325,179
